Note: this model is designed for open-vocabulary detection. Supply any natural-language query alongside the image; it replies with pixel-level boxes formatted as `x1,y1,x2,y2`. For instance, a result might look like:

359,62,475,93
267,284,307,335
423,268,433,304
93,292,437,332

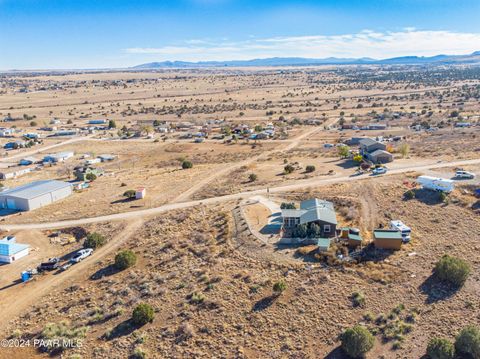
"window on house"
324,224,331,233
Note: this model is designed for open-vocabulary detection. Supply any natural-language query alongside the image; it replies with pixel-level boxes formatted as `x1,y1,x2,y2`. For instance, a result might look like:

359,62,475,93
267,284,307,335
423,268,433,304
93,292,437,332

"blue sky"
1,0,480,70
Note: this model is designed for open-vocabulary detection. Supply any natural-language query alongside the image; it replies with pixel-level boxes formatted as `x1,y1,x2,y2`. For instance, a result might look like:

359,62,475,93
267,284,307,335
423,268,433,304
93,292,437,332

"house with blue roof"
0,236,30,263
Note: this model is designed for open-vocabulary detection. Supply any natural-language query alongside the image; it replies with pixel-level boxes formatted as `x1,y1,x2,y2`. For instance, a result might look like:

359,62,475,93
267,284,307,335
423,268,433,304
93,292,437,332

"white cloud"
124,29,480,61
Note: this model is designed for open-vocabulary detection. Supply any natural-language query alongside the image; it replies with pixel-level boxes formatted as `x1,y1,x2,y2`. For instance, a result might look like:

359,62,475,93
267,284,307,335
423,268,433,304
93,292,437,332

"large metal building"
0,180,73,211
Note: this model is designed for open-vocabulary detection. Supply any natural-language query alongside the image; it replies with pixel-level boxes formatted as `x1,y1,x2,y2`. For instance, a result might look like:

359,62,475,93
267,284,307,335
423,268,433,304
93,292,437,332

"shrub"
123,189,136,199
404,189,415,200
40,321,88,352
435,254,471,287
131,347,146,359
438,191,448,203
132,303,155,326
351,292,366,307
284,164,294,174
272,280,287,294
182,160,193,169
85,173,97,182
340,325,374,358
248,173,258,182
84,232,106,249
353,154,363,163
455,325,480,358
115,250,137,270
280,202,296,209
305,165,316,173
427,338,455,359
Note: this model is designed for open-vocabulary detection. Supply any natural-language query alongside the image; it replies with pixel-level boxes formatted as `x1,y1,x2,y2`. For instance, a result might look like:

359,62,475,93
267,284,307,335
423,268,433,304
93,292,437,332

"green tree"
85,173,97,182
455,326,480,358
84,232,106,249
115,249,137,270
123,189,136,199
435,255,471,287
248,173,257,182
182,160,193,169
340,325,374,358
108,119,117,129
427,338,455,359
272,280,287,295
284,164,294,174
293,223,308,238
305,165,316,173
132,303,155,326
338,145,350,159
280,202,296,209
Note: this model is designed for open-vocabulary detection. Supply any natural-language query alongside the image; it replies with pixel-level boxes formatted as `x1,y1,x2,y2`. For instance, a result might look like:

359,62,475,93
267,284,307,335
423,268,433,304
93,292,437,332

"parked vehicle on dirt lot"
37,258,60,272
372,167,387,175
455,170,475,179
417,175,455,193
70,248,93,263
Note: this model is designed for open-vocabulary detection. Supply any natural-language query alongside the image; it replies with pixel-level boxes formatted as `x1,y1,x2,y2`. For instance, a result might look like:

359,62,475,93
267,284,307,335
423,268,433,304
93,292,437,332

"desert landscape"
0,63,478,359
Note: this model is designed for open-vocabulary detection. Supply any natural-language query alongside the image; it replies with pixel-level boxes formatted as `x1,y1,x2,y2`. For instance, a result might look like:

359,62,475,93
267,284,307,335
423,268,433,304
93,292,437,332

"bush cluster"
434,254,471,287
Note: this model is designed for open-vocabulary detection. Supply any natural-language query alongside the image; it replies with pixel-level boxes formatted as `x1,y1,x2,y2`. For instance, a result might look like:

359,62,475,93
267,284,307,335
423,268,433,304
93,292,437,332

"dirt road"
2,158,479,231
0,219,143,329
172,126,321,202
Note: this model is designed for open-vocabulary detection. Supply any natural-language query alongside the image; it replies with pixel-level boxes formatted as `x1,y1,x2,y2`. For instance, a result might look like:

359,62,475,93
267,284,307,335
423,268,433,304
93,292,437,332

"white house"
43,151,74,163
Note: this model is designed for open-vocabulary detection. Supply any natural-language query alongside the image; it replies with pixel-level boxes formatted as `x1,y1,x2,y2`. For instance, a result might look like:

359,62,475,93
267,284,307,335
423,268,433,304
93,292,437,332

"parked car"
70,248,93,263
455,170,475,179
372,167,387,175
37,258,60,272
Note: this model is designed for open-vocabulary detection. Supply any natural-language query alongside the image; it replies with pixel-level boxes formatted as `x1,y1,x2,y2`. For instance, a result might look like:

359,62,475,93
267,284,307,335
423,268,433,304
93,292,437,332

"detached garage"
0,180,72,211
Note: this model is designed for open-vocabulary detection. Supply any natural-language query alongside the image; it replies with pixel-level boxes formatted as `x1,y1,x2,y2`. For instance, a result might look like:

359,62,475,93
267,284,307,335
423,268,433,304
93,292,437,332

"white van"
390,220,411,243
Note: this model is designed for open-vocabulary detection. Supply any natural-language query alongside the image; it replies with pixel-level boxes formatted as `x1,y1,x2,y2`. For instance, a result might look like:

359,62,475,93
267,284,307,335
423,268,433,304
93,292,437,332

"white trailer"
417,175,454,193
390,220,411,242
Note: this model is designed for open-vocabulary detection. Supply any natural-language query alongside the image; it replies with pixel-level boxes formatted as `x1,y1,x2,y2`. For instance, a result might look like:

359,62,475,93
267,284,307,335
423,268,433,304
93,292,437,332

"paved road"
2,158,479,231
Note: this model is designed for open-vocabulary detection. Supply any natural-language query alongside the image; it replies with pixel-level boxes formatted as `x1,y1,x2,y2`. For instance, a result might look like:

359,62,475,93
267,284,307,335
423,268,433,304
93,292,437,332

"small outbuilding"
0,236,29,263
0,180,73,211
43,151,74,163
339,227,363,248
373,229,403,250
136,187,146,199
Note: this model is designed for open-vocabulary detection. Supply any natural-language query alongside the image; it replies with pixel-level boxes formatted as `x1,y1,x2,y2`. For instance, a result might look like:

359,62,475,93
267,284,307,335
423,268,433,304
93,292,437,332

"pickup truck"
70,248,93,264
37,258,60,272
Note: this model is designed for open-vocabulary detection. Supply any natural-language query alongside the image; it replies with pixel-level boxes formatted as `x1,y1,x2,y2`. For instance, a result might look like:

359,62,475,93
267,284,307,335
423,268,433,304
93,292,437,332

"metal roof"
369,149,392,157
300,206,337,225
373,230,403,240
281,209,306,218
300,198,333,210
0,240,29,256
317,238,331,248
359,138,380,147
0,180,72,200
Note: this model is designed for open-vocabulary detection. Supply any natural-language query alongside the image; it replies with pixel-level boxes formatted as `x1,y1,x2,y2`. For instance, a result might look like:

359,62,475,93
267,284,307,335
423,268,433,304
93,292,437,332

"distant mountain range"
133,51,480,69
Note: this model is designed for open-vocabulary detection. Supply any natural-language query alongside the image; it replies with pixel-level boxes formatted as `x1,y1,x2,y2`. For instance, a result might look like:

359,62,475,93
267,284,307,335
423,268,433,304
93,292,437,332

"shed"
136,187,146,199
0,236,29,263
339,227,362,248
317,238,331,252
0,180,73,211
373,229,403,250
